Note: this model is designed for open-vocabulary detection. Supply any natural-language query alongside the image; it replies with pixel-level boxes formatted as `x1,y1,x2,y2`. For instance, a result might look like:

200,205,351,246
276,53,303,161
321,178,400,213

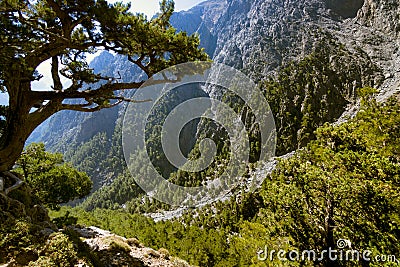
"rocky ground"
0,224,192,267
71,226,192,267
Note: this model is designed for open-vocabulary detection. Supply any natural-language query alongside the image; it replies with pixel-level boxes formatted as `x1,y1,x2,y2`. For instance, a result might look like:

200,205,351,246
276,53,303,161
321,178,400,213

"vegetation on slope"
0,144,92,265
262,39,379,155
51,91,400,266
80,38,380,211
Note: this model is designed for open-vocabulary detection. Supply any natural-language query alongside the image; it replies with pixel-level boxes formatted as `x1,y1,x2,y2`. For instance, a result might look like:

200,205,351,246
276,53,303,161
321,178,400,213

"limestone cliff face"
349,0,400,100
169,0,226,56
357,0,400,35
210,0,386,82
200,0,399,138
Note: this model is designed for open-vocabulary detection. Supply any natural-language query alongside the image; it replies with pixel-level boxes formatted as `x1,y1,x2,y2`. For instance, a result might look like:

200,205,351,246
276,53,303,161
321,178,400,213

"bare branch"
3,171,24,195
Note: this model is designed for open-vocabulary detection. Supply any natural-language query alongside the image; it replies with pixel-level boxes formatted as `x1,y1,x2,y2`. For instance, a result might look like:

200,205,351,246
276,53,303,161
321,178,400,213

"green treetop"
15,143,92,209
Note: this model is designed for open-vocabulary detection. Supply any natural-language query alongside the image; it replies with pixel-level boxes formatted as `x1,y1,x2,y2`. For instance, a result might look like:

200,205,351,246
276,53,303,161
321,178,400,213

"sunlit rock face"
357,0,400,35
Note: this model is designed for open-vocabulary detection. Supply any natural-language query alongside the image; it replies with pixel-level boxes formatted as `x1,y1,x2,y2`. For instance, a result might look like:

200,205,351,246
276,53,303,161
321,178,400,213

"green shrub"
158,247,170,259
29,232,77,267
102,236,131,253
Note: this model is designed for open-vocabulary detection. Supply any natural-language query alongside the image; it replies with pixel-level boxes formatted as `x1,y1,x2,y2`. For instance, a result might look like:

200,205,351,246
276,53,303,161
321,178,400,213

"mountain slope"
30,0,400,210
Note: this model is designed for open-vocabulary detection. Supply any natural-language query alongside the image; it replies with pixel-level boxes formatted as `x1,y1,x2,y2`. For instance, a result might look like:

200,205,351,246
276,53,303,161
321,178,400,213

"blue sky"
0,0,205,105
109,0,205,17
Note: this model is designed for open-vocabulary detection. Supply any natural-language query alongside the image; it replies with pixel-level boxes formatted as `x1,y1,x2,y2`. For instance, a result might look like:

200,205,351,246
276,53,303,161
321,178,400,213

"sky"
0,0,205,105
111,0,205,17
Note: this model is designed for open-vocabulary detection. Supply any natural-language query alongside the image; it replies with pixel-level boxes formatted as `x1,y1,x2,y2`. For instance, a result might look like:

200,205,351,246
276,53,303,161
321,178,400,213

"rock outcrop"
0,224,193,266
72,226,192,267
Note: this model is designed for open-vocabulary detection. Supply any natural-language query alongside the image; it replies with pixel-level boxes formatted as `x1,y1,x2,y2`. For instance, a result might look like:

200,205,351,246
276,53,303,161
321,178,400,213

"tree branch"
29,81,144,102
60,96,151,112
17,9,68,42
2,171,24,195
51,56,63,91
61,102,118,112
128,54,150,77
45,0,72,35
112,95,151,103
